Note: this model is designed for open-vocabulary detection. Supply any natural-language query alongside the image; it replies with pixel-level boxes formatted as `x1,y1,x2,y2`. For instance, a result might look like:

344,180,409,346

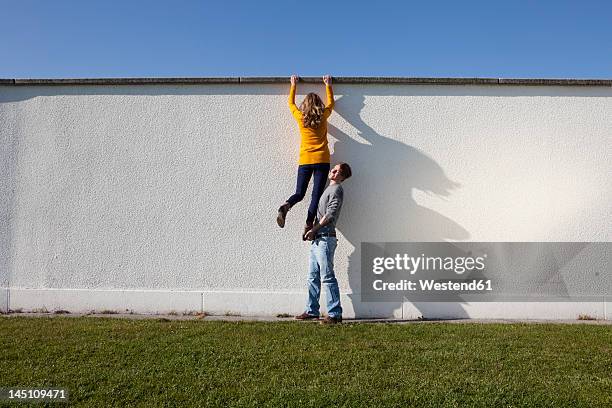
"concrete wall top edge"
2,77,611,86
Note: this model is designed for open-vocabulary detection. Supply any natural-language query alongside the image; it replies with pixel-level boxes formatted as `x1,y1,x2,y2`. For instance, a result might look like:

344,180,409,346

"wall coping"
0,77,611,86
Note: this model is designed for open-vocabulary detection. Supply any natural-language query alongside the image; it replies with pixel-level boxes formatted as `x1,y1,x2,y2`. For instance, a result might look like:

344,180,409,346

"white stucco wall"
1,82,610,318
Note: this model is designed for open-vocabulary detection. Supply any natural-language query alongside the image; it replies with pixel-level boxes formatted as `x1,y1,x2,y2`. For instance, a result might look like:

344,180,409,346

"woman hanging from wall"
277,74,335,240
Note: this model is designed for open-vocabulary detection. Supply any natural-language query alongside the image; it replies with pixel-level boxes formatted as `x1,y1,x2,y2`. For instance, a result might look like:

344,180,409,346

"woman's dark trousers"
286,163,330,225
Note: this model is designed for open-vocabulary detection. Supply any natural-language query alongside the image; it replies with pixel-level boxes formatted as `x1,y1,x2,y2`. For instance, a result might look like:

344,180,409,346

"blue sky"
1,0,611,78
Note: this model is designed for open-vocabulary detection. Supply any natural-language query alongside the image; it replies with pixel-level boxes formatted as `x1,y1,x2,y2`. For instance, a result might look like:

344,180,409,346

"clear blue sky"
2,0,611,78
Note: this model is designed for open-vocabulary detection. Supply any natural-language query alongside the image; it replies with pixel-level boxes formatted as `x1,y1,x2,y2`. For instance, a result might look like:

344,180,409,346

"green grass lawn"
1,317,610,407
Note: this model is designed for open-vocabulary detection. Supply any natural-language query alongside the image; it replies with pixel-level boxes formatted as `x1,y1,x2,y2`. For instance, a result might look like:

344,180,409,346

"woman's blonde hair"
300,93,325,129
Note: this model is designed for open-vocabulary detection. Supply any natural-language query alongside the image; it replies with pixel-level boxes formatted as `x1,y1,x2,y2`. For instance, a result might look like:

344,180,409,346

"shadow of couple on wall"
329,93,471,319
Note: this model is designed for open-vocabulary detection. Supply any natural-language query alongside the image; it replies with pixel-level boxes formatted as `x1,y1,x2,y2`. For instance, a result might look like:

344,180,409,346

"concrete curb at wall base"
5,289,609,320
2,77,612,86
9,289,201,314
201,291,307,317
404,301,607,320
4,313,612,325
0,288,8,313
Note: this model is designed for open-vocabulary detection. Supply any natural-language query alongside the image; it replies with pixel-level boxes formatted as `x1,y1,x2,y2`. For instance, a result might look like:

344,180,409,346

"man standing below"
295,162,352,325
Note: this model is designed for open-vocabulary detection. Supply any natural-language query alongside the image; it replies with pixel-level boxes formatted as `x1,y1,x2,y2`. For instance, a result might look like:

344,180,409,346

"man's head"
329,162,352,183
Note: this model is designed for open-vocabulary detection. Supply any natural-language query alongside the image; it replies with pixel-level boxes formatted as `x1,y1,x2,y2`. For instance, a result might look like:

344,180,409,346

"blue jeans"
286,163,330,225
305,236,342,318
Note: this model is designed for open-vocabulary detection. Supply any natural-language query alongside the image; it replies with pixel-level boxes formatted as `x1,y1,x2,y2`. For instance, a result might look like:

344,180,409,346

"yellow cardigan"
288,84,334,165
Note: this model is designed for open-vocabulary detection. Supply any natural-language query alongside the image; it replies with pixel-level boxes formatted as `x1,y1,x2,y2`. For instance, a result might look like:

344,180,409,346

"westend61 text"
373,279,493,292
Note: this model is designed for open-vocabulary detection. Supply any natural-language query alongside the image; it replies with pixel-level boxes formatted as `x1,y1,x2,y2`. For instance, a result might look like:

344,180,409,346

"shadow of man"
329,93,471,319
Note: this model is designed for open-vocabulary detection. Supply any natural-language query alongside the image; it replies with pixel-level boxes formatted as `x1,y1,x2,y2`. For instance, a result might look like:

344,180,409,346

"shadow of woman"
329,93,471,319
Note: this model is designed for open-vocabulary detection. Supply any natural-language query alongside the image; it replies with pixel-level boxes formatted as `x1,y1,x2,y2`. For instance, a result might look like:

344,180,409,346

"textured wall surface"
0,83,610,317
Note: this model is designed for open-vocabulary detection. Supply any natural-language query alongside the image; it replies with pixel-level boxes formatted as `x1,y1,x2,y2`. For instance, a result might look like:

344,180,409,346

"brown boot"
277,203,291,228
320,315,342,325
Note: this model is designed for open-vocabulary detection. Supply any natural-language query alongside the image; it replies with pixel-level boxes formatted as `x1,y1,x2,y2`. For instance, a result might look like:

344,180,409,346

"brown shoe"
277,203,291,228
294,312,319,320
320,316,342,325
